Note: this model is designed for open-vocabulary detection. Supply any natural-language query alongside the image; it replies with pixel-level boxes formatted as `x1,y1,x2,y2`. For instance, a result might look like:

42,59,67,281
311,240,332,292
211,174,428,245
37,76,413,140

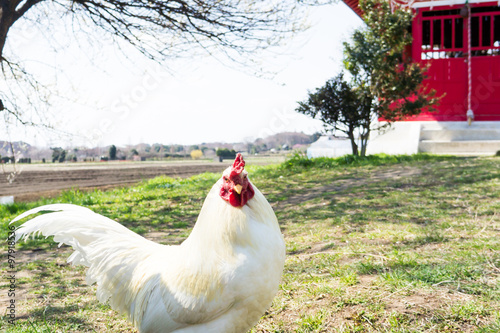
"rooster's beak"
234,184,243,194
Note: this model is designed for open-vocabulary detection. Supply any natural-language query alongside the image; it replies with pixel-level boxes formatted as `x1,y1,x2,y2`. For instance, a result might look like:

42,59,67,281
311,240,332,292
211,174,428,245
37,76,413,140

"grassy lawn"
1,154,499,332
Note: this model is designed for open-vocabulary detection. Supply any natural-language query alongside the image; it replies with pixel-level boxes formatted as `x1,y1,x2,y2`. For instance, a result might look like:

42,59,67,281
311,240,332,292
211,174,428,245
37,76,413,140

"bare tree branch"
12,0,45,23
0,0,326,129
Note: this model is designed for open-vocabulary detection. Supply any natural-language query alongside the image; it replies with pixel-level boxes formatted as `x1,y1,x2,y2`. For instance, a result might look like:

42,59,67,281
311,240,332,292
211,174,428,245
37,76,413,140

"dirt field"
0,161,228,202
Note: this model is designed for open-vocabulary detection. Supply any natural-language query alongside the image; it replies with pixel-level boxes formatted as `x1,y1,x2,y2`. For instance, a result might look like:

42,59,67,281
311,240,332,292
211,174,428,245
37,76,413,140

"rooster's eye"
224,177,229,182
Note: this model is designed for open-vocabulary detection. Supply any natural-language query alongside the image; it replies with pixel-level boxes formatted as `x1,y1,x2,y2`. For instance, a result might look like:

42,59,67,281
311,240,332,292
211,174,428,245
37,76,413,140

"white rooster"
12,154,285,333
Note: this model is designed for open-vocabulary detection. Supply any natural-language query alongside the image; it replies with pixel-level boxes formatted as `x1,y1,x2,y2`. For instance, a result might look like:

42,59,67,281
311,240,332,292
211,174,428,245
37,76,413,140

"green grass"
1,154,499,332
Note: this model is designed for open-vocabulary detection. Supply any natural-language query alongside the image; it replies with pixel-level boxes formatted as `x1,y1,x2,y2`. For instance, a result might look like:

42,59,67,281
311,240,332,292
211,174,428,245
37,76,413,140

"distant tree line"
2,131,322,164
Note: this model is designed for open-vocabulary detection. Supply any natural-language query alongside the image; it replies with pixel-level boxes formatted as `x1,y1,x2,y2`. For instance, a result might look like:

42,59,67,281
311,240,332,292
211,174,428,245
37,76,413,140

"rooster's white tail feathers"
10,204,167,326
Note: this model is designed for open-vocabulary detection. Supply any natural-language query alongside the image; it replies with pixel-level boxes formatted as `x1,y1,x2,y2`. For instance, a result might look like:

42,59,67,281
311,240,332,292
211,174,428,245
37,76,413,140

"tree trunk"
0,0,45,61
348,131,359,156
0,2,10,61
360,136,367,156
359,130,370,157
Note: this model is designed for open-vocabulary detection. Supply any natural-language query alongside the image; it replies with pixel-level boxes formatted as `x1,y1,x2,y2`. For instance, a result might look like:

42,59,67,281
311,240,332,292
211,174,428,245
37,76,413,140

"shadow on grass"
11,303,98,332
380,260,499,297
17,303,87,320
349,246,500,298
276,157,499,229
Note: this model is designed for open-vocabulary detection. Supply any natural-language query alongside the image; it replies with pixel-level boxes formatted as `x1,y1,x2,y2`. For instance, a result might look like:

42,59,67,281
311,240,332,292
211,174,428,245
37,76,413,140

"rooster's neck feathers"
186,178,278,256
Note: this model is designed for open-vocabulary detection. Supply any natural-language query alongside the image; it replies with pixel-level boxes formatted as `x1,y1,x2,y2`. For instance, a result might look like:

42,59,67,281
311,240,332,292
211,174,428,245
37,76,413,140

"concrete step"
419,140,500,153
420,121,500,131
420,129,500,141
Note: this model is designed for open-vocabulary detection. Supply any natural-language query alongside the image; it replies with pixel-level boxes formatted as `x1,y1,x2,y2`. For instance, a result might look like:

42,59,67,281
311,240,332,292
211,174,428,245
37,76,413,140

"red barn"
343,0,500,154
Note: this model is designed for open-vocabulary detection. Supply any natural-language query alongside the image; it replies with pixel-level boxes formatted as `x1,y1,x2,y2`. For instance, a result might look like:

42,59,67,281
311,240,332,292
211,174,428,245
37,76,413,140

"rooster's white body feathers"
12,173,285,333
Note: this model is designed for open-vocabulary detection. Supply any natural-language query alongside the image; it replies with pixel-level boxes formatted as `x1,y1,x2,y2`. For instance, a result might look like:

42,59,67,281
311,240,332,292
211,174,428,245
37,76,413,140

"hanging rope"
466,1,474,125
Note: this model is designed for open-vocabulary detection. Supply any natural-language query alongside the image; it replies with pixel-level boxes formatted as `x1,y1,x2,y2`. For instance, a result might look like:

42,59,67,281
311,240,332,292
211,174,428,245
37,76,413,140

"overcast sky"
3,3,363,148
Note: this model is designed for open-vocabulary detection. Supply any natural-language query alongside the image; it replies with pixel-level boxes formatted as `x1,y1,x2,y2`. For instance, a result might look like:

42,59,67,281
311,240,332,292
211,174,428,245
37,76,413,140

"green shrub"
282,152,454,170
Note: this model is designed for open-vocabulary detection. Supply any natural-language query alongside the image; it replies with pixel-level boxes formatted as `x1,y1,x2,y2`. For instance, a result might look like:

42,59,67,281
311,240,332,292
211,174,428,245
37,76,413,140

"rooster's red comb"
231,153,245,176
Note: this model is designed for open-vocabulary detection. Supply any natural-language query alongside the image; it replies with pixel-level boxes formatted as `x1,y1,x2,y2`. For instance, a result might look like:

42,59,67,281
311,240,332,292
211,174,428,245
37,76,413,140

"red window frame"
420,6,500,60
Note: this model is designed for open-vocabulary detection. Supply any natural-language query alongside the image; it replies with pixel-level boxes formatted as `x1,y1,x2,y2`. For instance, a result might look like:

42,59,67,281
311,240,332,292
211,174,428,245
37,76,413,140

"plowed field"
0,161,227,201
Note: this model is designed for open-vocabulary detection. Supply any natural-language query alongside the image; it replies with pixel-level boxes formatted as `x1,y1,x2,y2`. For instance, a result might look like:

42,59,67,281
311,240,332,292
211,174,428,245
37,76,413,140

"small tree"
297,73,373,156
190,149,203,160
216,148,237,159
51,147,65,163
298,0,439,156
109,145,117,160
58,150,66,163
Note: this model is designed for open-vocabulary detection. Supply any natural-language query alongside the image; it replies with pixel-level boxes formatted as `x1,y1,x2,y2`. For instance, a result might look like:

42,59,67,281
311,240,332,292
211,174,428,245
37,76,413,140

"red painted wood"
412,2,500,121
343,0,364,16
